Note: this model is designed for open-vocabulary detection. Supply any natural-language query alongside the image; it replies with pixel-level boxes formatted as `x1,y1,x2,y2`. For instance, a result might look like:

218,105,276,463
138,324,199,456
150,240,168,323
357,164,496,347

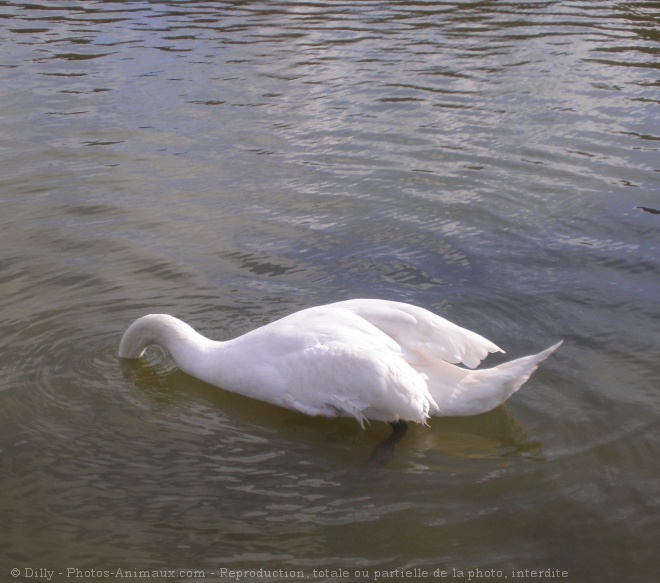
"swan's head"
118,314,193,359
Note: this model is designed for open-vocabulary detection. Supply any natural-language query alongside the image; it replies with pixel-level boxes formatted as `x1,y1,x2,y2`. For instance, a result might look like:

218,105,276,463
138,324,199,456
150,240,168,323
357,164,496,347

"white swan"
119,299,561,431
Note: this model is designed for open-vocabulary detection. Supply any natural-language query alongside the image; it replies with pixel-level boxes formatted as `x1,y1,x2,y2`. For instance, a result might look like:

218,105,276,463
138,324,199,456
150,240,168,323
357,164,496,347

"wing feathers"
334,299,503,368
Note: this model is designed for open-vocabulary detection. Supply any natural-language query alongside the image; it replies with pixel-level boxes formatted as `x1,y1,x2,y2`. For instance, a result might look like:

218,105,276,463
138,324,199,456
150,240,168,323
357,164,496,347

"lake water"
1,1,658,582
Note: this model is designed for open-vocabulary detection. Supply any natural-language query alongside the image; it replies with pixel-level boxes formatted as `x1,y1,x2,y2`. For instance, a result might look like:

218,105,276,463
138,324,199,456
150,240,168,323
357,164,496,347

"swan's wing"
262,309,437,426
281,339,436,427
332,299,503,369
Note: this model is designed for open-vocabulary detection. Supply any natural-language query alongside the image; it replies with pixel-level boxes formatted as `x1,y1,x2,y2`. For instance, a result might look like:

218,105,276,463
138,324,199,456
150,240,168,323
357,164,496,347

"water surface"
1,1,658,582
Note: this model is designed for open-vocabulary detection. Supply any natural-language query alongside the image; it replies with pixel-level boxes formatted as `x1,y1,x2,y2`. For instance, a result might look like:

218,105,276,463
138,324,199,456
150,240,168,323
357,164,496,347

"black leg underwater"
366,420,409,467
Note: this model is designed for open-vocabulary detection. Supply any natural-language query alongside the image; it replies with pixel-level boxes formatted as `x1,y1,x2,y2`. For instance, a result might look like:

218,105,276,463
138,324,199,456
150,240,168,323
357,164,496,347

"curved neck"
119,314,223,382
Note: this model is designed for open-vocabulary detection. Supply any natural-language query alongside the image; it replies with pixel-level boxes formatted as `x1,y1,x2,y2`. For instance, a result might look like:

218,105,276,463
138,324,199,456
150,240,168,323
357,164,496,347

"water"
1,1,658,581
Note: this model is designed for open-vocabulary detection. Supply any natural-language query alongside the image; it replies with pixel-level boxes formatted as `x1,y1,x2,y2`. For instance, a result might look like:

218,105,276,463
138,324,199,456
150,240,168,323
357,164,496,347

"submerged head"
118,314,194,359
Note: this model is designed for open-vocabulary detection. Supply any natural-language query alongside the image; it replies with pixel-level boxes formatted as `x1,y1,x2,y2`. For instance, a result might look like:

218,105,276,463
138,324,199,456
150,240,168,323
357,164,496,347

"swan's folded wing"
334,299,503,369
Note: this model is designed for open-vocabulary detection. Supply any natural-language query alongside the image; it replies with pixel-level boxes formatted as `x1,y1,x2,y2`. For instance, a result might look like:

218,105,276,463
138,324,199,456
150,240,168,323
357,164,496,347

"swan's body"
119,299,561,427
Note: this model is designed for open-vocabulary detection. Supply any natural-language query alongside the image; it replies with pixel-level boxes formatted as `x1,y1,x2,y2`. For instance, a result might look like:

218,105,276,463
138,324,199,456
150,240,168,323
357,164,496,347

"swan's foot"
390,420,409,437
366,420,408,467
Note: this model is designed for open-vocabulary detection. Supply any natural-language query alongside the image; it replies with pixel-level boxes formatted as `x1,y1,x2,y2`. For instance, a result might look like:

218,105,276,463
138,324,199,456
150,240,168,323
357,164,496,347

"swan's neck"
119,314,225,384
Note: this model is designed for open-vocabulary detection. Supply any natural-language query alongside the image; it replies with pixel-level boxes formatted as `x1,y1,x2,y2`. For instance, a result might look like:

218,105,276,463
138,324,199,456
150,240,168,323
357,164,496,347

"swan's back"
286,300,559,419
219,304,438,426
332,299,503,368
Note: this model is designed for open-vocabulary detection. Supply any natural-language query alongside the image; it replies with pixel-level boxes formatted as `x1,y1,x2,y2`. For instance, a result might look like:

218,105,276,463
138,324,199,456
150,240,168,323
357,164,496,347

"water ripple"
1,1,658,580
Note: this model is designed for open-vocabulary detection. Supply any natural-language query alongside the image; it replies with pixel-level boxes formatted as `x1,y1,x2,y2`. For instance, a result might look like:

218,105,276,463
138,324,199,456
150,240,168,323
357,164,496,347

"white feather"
119,299,561,426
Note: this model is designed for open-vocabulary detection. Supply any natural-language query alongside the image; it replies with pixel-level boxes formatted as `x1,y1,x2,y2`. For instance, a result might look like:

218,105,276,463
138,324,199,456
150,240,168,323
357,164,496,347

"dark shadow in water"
120,356,545,470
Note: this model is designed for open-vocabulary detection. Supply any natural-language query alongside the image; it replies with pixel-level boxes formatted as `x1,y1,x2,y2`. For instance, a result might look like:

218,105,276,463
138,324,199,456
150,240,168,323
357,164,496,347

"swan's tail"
431,341,562,416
